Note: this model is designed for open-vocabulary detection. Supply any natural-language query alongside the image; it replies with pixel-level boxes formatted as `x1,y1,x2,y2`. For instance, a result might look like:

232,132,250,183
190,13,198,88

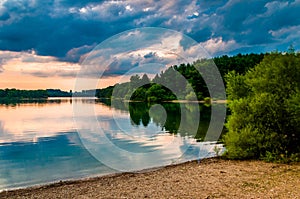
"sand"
1,158,299,199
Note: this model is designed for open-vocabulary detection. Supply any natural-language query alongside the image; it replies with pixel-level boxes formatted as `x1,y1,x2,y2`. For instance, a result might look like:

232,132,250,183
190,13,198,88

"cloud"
214,0,300,47
76,29,214,79
0,0,299,64
0,50,80,78
143,52,157,59
65,44,97,63
201,37,238,55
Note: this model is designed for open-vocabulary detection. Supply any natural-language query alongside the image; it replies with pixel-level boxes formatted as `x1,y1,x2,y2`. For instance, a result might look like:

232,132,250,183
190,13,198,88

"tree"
224,52,300,162
140,74,150,85
130,74,141,88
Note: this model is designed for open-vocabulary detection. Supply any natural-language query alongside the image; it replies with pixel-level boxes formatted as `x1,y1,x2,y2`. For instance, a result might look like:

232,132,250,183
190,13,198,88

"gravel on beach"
1,158,299,199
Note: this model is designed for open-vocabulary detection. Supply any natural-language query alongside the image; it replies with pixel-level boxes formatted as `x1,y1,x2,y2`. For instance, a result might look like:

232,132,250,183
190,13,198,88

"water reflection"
0,98,223,190
104,100,218,140
0,132,113,190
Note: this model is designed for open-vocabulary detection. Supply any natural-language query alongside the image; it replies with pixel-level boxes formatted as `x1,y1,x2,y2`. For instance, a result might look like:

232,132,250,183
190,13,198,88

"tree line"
96,53,265,101
0,89,73,100
0,89,48,99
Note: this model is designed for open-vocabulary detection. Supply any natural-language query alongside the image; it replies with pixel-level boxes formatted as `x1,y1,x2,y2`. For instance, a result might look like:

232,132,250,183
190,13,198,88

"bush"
224,52,300,162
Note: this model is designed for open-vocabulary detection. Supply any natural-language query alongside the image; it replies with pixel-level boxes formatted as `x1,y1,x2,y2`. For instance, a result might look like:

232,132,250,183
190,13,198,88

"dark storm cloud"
0,0,300,65
0,0,136,61
212,0,300,49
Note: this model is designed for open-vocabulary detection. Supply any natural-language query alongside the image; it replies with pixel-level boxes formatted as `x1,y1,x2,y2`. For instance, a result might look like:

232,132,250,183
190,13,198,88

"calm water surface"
0,98,223,190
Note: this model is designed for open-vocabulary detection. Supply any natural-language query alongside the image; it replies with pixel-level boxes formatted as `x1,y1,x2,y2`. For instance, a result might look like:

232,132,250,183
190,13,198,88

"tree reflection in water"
99,99,225,141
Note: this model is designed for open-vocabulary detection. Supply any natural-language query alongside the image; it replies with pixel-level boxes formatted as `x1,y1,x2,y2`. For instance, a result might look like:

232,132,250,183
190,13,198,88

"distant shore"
1,158,299,199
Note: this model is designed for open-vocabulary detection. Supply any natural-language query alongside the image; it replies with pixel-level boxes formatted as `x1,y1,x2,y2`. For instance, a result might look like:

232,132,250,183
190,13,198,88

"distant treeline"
0,89,48,99
96,53,265,101
46,89,72,97
0,88,73,99
0,88,106,100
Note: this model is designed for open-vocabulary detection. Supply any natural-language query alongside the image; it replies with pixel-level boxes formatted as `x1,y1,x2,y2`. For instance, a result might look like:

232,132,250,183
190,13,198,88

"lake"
0,98,225,191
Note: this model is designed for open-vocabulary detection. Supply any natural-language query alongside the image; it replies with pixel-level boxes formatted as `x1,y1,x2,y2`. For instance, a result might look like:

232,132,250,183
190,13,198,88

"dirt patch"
1,158,299,199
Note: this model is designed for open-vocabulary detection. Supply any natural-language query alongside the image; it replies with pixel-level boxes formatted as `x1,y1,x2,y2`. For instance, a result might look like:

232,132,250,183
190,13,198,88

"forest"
0,88,72,100
0,88,48,99
96,53,265,101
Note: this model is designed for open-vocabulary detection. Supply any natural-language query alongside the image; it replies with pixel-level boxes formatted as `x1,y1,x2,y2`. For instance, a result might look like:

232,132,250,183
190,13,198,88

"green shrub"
224,52,300,162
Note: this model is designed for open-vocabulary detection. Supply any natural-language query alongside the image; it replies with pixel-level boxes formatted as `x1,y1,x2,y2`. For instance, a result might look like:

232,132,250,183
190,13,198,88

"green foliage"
130,87,147,101
285,92,300,132
224,52,300,162
225,71,249,100
0,88,48,99
112,82,130,99
213,53,265,77
96,53,264,102
46,89,72,97
146,84,176,102
96,86,114,98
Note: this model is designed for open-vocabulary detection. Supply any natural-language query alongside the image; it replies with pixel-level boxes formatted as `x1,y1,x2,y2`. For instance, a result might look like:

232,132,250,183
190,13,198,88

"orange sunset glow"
0,50,120,90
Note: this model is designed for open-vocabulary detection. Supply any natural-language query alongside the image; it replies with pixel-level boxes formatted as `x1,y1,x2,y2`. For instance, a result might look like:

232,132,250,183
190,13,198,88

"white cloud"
269,25,300,44
125,5,133,12
72,1,142,20
0,50,80,77
265,1,289,13
269,25,300,37
143,7,151,12
201,37,238,55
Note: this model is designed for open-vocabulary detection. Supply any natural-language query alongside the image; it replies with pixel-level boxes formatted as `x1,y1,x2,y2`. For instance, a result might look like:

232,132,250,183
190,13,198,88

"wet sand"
1,158,299,199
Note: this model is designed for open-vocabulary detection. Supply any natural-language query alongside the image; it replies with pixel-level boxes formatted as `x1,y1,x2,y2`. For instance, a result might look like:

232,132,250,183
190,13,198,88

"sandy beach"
1,158,299,199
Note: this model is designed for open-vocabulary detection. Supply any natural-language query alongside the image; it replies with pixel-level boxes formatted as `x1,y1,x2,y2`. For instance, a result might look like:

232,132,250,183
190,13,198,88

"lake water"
0,98,224,191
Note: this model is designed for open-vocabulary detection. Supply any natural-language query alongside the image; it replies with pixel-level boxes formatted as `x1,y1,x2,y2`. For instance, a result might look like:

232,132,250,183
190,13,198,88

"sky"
0,0,299,90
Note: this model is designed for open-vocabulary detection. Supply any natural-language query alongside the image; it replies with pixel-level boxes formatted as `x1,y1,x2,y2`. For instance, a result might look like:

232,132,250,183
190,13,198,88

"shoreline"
1,158,299,198
0,159,198,193
0,162,173,193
